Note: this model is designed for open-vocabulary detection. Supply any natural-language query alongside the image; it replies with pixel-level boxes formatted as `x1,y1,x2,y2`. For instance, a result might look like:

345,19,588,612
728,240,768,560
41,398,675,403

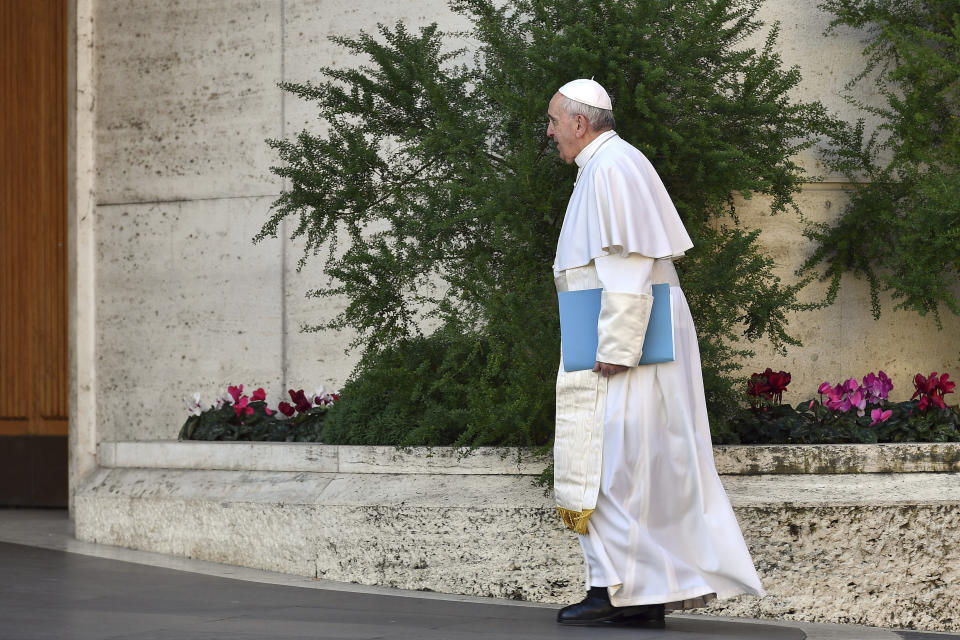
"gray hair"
559,95,615,131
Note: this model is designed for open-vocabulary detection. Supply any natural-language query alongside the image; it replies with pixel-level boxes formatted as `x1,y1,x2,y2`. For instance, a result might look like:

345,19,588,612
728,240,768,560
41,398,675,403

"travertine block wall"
90,0,959,441
92,0,471,440
735,188,960,404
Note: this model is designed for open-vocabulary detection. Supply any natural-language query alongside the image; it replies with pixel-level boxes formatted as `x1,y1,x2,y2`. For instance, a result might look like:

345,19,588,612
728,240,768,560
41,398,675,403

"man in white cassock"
546,79,766,627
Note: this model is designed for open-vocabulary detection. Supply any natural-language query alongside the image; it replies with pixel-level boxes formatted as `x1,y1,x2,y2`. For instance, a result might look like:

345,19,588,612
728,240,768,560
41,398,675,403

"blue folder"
558,284,674,372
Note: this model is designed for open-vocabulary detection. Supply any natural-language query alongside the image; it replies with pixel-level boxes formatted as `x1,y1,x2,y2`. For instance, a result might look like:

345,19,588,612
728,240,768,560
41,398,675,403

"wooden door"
0,0,68,507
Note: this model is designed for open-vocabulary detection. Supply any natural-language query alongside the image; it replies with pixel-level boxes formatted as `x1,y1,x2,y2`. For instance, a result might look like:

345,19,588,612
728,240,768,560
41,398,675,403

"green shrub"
322,326,555,447
804,0,960,324
258,0,839,446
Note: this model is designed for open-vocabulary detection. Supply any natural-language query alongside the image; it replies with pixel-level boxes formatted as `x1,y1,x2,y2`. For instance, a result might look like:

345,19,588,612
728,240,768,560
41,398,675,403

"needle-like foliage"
256,0,838,447
804,0,960,325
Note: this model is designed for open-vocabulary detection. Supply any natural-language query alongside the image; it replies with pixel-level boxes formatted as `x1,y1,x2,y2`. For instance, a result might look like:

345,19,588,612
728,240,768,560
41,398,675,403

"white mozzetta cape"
554,131,693,274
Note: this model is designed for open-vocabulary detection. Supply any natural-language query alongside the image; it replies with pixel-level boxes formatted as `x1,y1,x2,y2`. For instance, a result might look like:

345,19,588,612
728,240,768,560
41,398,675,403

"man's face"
546,93,583,164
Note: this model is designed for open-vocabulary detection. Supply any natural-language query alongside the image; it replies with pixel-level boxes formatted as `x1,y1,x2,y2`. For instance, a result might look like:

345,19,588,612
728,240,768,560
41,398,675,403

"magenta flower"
849,389,866,416
937,373,956,398
289,389,312,413
821,383,851,412
278,401,295,417
862,371,893,405
251,388,267,402
912,372,955,412
869,408,892,426
233,395,253,418
820,378,867,413
227,385,244,403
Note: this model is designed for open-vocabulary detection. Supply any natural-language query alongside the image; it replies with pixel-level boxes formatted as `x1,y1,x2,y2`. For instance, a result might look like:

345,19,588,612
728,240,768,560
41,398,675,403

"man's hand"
593,361,629,378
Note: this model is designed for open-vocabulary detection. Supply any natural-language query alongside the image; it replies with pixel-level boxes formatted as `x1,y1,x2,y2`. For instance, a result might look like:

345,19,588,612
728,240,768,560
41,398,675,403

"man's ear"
574,114,588,138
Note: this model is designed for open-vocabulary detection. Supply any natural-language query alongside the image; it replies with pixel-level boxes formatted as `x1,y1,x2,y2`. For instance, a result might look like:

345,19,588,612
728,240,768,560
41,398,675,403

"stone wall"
91,0,472,442
75,442,960,631
86,0,960,443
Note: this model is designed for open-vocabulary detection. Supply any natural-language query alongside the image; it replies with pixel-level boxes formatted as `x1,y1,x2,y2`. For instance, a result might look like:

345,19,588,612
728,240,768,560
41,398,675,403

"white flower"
185,392,203,416
313,386,326,403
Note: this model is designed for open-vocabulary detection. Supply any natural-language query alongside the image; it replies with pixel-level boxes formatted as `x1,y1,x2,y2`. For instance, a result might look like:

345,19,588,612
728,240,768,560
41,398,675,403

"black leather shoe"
557,587,619,625
617,603,666,628
557,587,666,626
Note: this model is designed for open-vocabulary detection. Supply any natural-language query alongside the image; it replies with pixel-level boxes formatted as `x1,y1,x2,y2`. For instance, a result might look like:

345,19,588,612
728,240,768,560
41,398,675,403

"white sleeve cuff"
596,291,653,366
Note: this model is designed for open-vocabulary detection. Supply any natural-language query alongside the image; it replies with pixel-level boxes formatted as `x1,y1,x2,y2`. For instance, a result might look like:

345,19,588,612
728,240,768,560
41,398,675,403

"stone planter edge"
97,440,960,475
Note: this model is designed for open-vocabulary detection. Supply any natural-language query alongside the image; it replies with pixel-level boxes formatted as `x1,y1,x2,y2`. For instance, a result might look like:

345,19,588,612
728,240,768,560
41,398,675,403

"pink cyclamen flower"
247,388,272,415
818,382,832,395
862,371,894,404
877,370,893,396
938,373,956,397
849,389,866,416
233,395,253,417
870,408,892,426
227,385,244,403
822,384,847,411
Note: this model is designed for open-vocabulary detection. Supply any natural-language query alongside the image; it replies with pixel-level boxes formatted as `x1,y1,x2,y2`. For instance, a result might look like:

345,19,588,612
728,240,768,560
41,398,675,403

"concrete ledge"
97,441,546,475
713,442,960,475
76,442,960,632
98,440,960,474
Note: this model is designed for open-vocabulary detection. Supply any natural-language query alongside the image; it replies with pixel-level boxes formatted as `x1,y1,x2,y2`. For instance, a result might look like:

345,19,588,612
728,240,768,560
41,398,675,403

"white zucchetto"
558,78,613,110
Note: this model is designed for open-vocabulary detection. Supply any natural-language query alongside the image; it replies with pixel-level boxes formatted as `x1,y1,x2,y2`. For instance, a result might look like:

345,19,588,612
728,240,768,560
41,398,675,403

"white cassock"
553,130,766,608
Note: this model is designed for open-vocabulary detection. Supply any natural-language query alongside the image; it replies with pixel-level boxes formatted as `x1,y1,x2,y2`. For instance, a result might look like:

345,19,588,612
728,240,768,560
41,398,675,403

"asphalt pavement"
0,510,955,640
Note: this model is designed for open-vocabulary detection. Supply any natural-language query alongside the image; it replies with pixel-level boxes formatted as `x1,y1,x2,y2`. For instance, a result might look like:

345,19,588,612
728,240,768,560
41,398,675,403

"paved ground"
0,510,956,640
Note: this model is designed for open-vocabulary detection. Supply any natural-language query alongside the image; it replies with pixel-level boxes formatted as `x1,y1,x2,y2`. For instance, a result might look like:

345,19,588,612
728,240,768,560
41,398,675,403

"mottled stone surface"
94,0,282,203
713,443,960,475
282,0,469,138
282,232,357,396
95,197,284,441
748,1,885,181
100,441,960,476
732,188,960,406
719,473,959,506
714,505,960,632
100,441,548,475
74,465,960,632
70,0,99,514
336,445,546,475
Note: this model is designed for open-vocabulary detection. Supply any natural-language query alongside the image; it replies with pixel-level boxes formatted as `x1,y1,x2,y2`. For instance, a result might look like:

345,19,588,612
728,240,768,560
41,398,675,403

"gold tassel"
557,507,594,534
